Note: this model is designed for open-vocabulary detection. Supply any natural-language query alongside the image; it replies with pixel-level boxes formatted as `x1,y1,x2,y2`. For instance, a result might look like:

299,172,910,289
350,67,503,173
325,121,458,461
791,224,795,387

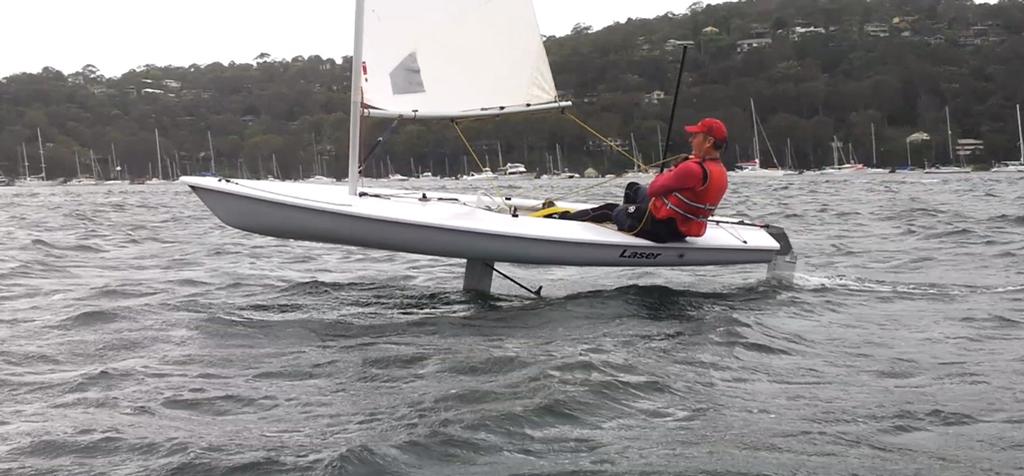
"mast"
1017,104,1023,163
871,123,877,167
630,132,641,170
75,149,82,178
497,141,503,168
155,128,163,180
832,136,839,168
311,131,319,176
111,143,119,180
556,143,563,172
90,149,100,180
207,130,216,174
786,138,793,170
751,98,760,168
656,125,664,162
347,0,366,194
22,143,29,179
945,106,954,165
37,128,47,181
905,138,911,169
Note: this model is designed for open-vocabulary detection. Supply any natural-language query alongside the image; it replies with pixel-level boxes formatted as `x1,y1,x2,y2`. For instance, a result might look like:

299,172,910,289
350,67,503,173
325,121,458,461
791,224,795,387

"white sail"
361,0,568,119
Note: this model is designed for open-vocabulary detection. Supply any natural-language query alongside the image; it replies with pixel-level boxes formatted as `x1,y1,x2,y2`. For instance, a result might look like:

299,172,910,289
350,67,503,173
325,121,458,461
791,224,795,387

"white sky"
1,1,701,78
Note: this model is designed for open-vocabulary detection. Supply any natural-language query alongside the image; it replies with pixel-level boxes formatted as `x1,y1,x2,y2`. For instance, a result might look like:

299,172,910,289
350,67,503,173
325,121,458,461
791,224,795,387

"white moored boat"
992,104,1024,173
181,0,796,294
499,162,533,180
924,106,972,174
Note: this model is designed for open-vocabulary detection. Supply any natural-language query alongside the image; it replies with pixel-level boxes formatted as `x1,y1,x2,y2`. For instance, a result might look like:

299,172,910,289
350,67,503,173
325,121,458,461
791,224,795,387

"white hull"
923,167,971,174
302,176,336,184
497,173,535,181
818,166,866,175
730,168,786,177
15,180,59,187
991,165,1024,173
181,177,783,267
66,179,100,185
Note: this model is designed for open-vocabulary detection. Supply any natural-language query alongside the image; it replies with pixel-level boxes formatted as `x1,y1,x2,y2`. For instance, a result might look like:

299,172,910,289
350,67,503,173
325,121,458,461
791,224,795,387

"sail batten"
362,0,561,119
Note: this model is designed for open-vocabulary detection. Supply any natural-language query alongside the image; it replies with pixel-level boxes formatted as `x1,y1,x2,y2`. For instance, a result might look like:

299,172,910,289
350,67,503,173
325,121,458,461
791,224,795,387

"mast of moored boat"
22,143,29,180
155,128,163,180
945,106,956,166
750,98,760,168
37,128,47,181
74,149,82,179
832,136,840,168
630,132,642,170
90,149,101,180
347,0,366,194
786,138,794,170
207,130,216,175
1017,104,1023,163
311,132,319,176
871,123,877,167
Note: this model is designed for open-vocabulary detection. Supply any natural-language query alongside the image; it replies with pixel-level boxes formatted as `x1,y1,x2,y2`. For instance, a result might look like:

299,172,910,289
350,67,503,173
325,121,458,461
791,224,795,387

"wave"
58,309,129,327
30,238,105,254
794,274,1024,296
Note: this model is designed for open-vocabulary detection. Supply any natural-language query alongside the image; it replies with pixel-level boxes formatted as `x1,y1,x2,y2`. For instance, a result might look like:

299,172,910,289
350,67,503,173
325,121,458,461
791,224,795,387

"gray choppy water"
1,174,1023,475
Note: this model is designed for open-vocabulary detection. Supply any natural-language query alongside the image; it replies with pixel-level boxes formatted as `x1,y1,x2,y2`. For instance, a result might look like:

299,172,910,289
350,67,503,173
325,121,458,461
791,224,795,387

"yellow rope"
536,152,690,206
451,120,488,173
563,111,646,170
451,119,506,207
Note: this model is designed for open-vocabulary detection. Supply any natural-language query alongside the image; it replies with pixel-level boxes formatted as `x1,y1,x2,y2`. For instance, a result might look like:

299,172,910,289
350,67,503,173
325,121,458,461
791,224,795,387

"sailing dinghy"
181,0,796,294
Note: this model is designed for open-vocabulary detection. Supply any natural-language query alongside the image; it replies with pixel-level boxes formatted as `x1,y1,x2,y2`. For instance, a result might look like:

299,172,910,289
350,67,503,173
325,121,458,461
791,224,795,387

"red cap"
684,118,728,143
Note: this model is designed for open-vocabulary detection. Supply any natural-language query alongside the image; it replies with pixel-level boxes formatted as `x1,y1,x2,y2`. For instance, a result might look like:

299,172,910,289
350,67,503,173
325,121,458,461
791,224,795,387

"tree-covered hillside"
2,0,1023,179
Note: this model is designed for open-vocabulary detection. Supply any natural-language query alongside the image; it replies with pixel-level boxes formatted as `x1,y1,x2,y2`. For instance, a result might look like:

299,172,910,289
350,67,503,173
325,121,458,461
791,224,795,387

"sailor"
557,118,729,242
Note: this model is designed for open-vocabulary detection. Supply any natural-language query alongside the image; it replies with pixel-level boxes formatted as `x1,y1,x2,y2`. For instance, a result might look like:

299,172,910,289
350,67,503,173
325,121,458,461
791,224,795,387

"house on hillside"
643,90,666,104
955,138,984,161
701,26,721,37
790,26,825,41
864,23,890,37
958,24,1008,46
749,24,772,39
585,137,628,152
736,38,772,53
664,39,695,50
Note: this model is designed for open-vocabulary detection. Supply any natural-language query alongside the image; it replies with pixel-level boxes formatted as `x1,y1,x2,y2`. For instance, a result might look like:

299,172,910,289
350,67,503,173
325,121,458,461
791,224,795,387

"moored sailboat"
924,107,971,174
991,104,1024,173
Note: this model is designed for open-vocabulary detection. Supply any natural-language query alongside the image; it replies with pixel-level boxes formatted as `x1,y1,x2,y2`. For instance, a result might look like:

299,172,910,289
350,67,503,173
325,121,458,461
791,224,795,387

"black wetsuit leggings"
559,182,683,243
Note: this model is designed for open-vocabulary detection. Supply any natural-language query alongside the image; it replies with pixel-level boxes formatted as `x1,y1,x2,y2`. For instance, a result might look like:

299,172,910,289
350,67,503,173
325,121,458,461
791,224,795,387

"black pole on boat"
660,45,690,173
359,119,400,173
